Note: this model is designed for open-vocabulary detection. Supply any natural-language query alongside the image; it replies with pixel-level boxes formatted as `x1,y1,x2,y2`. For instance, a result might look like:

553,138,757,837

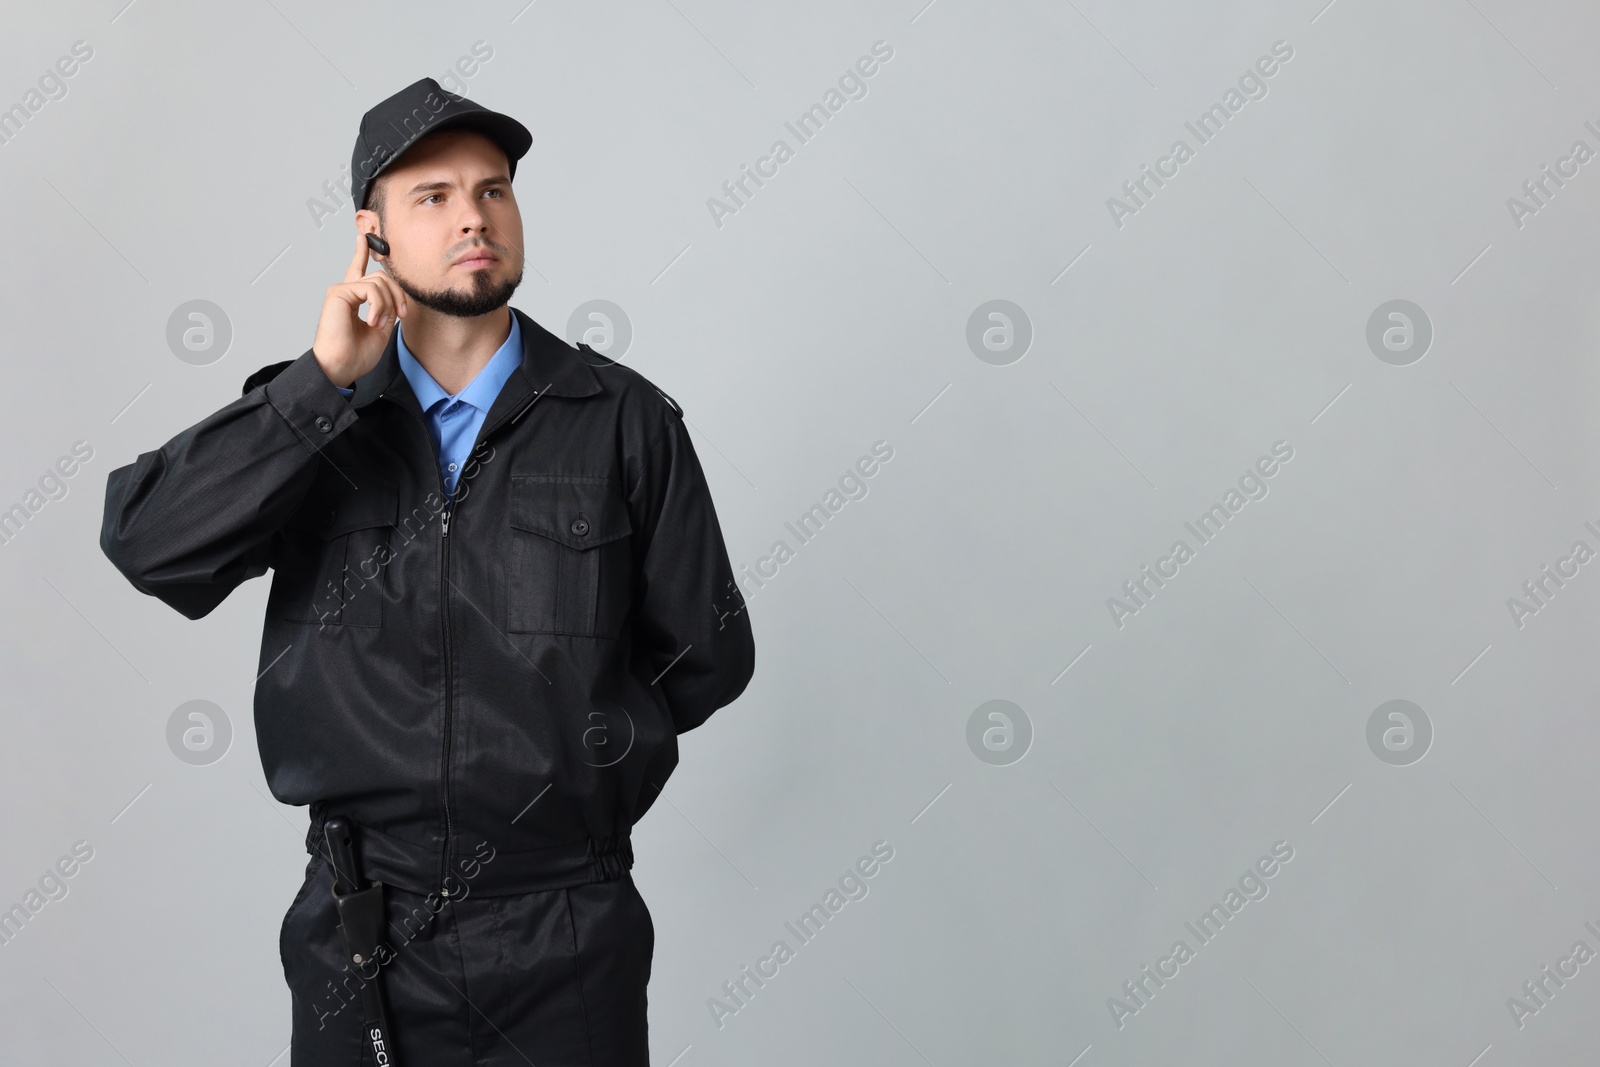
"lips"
454,255,497,269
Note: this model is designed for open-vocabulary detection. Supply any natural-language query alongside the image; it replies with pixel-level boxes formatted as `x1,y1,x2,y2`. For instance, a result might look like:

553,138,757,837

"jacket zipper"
383,380,544,898
439,474,456,899
391,400,459,900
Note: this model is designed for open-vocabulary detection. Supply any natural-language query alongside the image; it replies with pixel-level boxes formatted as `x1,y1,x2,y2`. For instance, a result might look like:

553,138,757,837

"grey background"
2,0,1596,1064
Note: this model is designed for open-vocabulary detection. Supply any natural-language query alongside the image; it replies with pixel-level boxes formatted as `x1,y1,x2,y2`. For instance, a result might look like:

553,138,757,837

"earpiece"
365,232,390,257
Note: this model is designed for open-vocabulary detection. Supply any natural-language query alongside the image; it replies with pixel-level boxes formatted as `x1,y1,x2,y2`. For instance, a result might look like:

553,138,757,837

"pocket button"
571,517,590,537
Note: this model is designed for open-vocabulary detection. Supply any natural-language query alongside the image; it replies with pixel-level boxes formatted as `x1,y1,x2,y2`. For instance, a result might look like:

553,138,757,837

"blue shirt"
335,315,522,497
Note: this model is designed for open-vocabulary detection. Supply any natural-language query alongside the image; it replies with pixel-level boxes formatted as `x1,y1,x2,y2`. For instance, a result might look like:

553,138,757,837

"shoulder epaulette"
241,360,295,396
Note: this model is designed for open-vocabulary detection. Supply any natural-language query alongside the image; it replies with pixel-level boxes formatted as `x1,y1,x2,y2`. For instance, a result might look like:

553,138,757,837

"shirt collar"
395,313,524,415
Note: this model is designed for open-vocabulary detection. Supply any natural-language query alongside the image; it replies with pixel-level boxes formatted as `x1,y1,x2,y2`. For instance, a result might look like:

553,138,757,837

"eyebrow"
405,176,511,197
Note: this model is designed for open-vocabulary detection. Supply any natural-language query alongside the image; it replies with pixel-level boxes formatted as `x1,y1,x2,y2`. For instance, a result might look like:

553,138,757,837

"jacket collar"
348,305,602,415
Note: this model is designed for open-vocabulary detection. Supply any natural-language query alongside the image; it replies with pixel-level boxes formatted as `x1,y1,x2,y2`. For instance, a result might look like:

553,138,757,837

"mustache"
451,239,507,258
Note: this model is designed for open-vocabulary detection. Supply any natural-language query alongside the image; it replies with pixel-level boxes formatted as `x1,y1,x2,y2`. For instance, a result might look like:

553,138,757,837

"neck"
401,305,513,395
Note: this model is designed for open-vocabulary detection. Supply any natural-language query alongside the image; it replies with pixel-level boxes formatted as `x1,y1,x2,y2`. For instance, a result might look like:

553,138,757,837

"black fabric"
100,306,753,1060
348,76,534,214
281,851,653,1065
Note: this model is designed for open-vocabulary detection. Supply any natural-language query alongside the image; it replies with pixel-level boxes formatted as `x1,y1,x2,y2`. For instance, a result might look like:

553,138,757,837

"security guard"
99,77,755,1065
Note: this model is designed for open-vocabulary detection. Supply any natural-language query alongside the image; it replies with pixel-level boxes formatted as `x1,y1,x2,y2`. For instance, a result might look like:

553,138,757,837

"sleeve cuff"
264,349,360,455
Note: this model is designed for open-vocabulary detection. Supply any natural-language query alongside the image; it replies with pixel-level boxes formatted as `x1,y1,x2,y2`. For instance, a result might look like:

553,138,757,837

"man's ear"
354,209,384,255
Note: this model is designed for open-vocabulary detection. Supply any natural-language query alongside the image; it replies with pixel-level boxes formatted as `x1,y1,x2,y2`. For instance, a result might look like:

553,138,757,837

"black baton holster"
325,817,401,1066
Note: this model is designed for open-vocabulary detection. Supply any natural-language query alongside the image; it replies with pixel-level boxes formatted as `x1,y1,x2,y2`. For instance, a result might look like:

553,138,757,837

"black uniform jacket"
100,307,755,900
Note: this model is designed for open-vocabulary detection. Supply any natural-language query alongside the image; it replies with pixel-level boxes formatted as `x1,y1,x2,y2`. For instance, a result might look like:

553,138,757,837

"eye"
484,188,503,198
423,194,444,205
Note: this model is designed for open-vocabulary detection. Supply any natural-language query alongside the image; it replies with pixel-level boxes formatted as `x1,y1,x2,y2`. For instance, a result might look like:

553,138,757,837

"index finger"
344,230,371,283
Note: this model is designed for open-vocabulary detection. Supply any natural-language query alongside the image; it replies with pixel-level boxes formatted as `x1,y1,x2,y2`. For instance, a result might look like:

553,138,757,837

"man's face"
357,128,525,318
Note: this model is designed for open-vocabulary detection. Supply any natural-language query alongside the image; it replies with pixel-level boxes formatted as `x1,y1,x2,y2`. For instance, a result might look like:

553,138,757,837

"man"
99,77,755,1065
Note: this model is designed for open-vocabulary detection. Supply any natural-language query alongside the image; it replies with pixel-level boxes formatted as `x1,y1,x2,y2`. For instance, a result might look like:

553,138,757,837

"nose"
455,197,490,232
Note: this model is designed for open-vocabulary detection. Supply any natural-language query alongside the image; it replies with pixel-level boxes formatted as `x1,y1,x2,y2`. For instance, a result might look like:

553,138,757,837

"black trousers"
279,851,654,1065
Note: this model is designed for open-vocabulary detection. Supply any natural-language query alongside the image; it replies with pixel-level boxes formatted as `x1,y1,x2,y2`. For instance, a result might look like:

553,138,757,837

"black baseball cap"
350,76,532,213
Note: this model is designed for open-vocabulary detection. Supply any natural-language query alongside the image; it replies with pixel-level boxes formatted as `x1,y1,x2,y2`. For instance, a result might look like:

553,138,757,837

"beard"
387,257,524,318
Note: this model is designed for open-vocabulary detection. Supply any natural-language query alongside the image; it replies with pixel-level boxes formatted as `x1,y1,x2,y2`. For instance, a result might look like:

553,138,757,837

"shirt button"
570,517,590,536
314,415,333,433
448,463,457,471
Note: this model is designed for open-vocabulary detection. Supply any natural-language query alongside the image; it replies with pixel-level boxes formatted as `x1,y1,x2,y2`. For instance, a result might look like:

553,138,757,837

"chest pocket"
271,474,398,628
507,475,633,637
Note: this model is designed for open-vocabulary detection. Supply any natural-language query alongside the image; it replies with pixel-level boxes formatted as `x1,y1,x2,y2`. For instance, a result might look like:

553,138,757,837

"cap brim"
360,109,532,209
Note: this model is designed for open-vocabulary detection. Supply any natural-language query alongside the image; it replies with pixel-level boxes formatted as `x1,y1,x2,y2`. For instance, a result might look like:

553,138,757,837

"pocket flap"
509,475,631,549
287,475,398,540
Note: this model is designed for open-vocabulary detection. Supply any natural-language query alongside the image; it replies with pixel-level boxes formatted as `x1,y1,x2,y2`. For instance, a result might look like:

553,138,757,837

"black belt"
325,817,401,1066
305,806,634,899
